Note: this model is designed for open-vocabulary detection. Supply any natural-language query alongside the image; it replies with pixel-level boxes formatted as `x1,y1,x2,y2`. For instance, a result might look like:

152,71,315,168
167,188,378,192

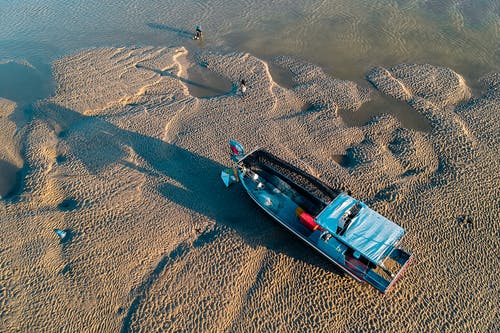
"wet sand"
0,97,23,199
0,160,20,198
0,46,497,332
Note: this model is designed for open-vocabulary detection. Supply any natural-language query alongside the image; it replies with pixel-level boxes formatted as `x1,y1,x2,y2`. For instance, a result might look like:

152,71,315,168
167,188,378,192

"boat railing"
242,150,341,206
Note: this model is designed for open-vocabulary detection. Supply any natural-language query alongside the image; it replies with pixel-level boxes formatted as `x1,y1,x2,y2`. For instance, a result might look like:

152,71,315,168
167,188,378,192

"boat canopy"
315,193,405,265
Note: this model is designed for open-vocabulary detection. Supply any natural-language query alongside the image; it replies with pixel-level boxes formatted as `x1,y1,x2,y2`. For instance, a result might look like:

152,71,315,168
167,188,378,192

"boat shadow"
36,102,342,276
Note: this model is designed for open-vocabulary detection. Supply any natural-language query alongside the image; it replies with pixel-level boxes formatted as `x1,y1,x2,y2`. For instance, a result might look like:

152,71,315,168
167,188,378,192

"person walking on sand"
240,79,247,96
193,25,203,40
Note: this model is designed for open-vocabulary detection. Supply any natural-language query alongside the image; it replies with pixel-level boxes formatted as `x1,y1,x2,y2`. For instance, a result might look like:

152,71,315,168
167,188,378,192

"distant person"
240,79,247,96
193,25,203,40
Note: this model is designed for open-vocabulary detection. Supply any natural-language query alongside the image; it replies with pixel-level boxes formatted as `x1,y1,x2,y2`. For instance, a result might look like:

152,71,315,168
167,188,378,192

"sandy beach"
0,44,498,331
1,1,499,332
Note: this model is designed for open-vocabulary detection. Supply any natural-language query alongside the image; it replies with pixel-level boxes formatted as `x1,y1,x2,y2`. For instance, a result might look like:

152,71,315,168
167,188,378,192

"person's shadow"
36,101,343,274
146,23,193,39
135,64,235,97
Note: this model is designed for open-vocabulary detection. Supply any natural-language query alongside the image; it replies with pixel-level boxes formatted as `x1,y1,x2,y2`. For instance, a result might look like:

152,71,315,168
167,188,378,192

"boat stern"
220,140,245,187
364,247,413,294
229,140,245,162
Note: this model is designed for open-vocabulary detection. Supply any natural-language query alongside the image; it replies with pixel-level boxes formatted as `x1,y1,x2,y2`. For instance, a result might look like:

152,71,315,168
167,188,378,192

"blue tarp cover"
315,193,405,265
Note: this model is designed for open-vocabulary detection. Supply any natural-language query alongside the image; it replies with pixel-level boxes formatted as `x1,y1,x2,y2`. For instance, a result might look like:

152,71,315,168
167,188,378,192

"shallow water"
184,63,234,98
0,61,53,106
340,92,432,132
0,0,498,121
268,65,296,90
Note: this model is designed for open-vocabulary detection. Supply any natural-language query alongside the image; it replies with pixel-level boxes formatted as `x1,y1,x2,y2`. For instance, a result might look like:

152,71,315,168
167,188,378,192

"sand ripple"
0,47,498,332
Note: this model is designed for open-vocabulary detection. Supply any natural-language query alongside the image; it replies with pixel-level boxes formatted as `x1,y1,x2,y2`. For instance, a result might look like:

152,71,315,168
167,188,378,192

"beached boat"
221,140,413,294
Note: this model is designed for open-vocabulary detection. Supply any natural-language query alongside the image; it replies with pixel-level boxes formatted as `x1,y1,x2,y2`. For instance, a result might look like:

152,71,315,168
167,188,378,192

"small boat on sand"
221,140,413,294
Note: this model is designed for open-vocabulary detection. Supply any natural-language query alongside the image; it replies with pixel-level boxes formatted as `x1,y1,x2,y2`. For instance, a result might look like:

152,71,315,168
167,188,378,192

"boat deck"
239,150,340,215
239,167,364,282
243,168,315,239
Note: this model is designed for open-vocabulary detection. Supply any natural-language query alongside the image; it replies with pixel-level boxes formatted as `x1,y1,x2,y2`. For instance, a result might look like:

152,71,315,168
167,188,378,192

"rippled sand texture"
0,47,498,332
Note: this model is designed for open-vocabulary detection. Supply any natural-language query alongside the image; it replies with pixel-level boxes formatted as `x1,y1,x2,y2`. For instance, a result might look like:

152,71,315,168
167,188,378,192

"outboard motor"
220,140,245,187
229,140,245,162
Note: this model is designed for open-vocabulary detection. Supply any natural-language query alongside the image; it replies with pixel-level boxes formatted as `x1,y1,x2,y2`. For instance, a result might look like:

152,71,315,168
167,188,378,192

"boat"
221,140,413,294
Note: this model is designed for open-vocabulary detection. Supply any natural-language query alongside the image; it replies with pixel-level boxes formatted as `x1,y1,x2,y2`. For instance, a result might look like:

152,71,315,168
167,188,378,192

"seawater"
0,0,498,125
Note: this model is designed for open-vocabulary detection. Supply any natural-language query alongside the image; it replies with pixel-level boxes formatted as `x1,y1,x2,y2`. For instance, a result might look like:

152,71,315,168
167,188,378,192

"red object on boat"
296,207,321,231
230,145,239,154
